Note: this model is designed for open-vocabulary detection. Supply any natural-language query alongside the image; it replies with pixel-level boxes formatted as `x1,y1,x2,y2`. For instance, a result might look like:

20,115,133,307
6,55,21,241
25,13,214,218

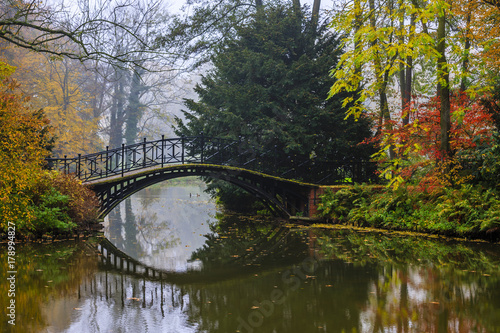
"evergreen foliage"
175,3,374,162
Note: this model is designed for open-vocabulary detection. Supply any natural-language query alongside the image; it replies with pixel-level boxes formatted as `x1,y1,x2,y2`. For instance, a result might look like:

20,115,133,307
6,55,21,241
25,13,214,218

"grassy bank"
316,184,500,242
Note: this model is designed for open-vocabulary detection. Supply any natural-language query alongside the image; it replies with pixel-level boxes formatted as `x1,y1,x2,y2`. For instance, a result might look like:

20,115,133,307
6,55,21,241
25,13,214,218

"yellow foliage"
433,158,474,187
0,62,53,230
329,0,500,120
0,44,103,156
451,0,500,80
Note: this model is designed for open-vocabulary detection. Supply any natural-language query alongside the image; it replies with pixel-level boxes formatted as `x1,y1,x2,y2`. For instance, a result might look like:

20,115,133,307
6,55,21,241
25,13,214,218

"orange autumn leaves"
0,61,100,235
373,93,496,188
0,61,53,230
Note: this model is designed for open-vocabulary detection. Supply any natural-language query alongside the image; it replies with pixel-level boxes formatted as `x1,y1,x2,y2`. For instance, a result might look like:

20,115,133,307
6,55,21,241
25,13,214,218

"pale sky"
168,0,335,14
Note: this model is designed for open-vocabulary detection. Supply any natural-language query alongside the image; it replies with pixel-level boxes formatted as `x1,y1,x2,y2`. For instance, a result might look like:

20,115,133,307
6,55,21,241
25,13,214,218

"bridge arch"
46,136,376,219
87,164,317,219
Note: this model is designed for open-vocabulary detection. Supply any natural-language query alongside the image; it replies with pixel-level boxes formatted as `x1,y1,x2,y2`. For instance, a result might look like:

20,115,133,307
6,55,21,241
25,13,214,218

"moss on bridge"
84,163,320,188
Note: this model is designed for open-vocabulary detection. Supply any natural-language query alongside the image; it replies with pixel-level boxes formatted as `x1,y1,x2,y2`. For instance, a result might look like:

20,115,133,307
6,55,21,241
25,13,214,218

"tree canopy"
175,2,374,163
328,0,500,187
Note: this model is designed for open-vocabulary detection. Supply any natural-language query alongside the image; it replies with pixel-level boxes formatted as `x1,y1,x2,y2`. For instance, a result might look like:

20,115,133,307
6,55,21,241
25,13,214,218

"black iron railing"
45,134,378,185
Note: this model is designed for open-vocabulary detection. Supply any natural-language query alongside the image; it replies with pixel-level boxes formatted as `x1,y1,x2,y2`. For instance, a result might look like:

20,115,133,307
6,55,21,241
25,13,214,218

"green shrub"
31,187,76,234
318,183,500,239
435,185,500,234
15,171,101,237
317,184,373,223
459,133,500,189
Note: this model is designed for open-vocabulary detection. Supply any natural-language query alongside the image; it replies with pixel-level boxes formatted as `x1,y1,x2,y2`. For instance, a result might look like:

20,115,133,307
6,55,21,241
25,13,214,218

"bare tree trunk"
109,64,128,148
370,0,396,158
399,5,406,123
311,0,321,31
437,11,451,156
369,2,390,121
109,78,126,148
124,66,145,144
404,52,413,120
402,14,415,125
460,9,471,93
354,0,362,84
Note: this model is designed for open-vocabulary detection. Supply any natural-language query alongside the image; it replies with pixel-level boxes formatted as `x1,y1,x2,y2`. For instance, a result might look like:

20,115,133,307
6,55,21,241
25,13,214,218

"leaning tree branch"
0,0,180,71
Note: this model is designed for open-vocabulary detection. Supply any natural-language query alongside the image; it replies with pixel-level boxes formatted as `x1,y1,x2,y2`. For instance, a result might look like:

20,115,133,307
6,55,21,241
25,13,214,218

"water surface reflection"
104,181,216,272
1,180,500,332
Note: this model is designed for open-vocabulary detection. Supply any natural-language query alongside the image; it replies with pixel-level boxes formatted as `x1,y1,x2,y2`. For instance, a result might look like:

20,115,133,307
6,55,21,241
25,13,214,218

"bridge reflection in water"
94,223,303,285
74,227,500,333
7,182,498,332
76,224,314,330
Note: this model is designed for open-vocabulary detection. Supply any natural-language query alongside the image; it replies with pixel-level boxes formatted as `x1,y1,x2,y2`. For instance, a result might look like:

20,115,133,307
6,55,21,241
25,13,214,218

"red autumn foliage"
371,92,495,189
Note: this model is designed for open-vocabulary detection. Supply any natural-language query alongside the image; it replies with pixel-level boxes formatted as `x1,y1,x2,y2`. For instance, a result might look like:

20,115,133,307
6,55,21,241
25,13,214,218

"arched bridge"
46,135,377,218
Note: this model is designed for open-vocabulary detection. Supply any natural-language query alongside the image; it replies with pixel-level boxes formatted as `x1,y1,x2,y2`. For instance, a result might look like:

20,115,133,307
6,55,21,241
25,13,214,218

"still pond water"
2,179,500,332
